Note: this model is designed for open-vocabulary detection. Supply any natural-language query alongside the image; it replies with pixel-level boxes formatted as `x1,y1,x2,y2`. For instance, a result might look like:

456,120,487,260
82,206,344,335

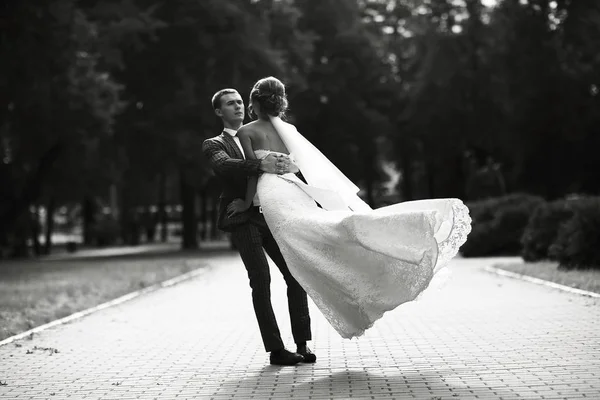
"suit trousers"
231,217,312,352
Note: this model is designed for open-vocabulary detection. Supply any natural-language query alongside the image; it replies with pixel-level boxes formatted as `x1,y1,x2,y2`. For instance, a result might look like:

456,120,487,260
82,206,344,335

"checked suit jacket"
202,131,264,232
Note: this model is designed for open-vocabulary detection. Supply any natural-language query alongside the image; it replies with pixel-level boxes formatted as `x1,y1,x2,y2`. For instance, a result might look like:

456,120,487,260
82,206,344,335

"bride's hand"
227,199,250,217
259,154,291,175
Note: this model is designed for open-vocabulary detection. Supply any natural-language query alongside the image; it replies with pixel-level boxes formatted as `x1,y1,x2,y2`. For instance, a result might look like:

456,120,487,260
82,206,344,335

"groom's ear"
214,108,223,118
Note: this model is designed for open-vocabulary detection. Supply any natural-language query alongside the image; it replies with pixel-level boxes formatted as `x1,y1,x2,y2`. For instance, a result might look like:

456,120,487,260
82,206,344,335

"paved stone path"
1,252,599,399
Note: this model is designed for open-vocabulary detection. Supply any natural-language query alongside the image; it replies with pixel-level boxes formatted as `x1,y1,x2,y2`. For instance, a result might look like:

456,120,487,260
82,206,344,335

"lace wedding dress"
255,149,472,339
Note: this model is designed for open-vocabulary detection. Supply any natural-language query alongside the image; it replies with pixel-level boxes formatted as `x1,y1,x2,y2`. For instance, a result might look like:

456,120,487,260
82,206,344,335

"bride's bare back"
243,119,289,154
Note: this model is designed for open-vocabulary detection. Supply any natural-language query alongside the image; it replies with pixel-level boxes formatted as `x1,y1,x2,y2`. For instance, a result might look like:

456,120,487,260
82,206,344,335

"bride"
227,76,471,339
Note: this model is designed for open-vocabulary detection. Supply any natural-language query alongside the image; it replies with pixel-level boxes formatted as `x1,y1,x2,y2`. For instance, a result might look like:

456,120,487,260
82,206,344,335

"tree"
107,0,313,248
291,0,394,207
0,0,131,256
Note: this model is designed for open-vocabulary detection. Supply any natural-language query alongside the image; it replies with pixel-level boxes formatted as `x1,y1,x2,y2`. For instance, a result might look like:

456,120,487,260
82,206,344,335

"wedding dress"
254,145,471,339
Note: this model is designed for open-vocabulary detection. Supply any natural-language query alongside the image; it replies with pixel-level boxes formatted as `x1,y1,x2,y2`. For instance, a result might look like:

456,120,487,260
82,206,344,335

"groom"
202,88,316,366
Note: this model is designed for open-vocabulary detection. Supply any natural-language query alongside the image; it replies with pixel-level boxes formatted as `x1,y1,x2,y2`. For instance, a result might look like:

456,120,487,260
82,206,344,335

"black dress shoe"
269,349,303,366
296,345,317,363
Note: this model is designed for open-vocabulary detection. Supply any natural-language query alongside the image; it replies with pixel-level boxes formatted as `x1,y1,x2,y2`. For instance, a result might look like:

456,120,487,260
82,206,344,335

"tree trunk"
199,188,208,241
31,204,41,256
10,213,30,258
143,207,157,243
82,196,95,246
119,191,140,246
0,142,61,237
44,197,55,255
158,172,168,242
119,187,130,245
179,167,198,249
210,193,219,240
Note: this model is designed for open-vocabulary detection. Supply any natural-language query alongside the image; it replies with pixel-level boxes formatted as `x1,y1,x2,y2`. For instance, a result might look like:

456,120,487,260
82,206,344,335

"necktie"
230,133,245,159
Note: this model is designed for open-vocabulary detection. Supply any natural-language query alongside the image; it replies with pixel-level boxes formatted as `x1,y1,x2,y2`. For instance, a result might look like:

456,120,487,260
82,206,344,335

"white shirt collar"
223,128,238,137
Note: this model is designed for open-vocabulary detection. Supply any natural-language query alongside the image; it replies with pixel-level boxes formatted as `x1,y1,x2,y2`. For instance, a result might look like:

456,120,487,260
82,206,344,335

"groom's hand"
260,153,292,175
227,199,249,218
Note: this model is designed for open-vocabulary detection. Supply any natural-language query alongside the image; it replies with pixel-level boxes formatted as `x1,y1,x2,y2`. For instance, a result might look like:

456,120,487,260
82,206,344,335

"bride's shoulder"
240,120,272,138
237,122,258,137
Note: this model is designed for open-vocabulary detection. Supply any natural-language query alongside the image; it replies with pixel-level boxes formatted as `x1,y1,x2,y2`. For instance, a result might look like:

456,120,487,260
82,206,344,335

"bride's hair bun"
249,76,288,118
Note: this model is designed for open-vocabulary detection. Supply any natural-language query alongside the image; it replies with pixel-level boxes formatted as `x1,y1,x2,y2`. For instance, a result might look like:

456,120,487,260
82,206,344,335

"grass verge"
495,261,600,294
0,250,210,341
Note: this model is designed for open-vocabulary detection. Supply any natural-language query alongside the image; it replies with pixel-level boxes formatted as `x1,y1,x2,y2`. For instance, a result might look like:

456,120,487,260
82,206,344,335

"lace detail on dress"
434,199,472,273
254,149,291,159
255,149,472,339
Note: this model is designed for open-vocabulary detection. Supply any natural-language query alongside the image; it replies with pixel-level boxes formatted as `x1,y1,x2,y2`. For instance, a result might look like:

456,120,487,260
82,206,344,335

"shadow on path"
207,367,514,399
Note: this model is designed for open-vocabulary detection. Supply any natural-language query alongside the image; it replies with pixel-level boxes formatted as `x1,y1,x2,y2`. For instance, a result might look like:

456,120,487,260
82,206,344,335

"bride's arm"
202,138,285,177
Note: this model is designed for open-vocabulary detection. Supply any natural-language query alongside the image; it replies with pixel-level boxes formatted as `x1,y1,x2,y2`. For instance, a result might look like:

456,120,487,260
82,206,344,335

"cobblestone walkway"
1,253,599,399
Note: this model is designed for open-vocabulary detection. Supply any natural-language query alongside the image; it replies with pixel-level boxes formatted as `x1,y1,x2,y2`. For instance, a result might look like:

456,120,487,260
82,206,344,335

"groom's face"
216,92,245,126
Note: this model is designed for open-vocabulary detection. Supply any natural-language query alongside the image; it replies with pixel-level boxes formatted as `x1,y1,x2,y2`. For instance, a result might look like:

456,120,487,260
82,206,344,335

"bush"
462,193,545,257
66,241,78,253
520,199,574,262
90,218,120,247
549,197,600,269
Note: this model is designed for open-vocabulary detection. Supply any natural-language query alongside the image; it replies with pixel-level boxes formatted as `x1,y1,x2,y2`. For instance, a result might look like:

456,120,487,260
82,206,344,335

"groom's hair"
211,88,239,110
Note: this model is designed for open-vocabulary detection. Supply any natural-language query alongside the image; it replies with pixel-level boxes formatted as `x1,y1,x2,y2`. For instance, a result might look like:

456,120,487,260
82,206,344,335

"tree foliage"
2,0,599,255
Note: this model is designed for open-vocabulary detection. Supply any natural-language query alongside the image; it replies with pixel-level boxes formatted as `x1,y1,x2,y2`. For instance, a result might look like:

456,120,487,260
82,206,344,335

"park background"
1,0,599,339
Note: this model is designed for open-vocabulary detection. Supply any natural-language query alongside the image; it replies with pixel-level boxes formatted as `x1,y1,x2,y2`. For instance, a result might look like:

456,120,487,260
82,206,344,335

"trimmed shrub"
462,193,545,257
549,197,600,269
90,218,120,247
520,199,574,262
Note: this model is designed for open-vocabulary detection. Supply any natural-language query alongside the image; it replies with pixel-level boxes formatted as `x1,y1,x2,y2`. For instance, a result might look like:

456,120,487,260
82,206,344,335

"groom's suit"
202,131,312,352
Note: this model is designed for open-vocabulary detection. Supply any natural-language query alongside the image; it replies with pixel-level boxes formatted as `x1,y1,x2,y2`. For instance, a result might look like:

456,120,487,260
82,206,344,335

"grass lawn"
0,249,218,341
495,261,600,294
